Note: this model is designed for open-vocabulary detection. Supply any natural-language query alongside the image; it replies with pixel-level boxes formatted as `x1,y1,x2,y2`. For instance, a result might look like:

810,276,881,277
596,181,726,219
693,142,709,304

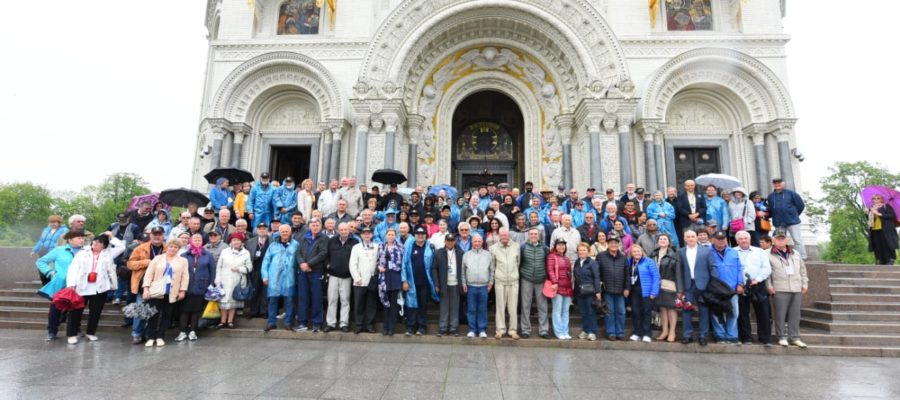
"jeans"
114,276,129,301
297,270,323,326
131,293,147,339
712,294,740,341
67,292,107,337
326,276,352,328
551,295,571,338
682,282,711,339
576,295,598,334
603,293,626,337
520,279,548,336
406,284,430,332
267,296,294,328
466,285,488,334
738,282,772,343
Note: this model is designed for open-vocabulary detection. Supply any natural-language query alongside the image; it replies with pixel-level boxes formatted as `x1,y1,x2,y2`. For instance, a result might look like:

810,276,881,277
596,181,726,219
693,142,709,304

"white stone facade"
193,0,802,197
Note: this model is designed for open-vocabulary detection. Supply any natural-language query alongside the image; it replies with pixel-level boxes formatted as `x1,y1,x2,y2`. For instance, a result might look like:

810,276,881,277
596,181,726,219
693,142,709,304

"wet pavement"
0,329,897,399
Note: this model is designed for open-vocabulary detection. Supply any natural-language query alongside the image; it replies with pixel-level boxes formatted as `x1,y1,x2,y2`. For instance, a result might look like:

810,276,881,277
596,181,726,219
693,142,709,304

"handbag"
660,279,677,293
578,283,596,296
729,200,747,232
232,274,256,301
148,279,166,299
542,255,561,298
760,218,772,232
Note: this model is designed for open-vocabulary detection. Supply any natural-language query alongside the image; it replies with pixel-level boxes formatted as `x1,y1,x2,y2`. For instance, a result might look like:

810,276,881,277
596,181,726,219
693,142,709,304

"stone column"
586,117,603,190
775,128,796,189
383,115,398,169
209,128,226,170
654,132,666,191
406,115,425,188
556,115,575,190
329,126,343,181
642,132,658,193
320,126,333,182
230,132,245,168
752,131,770,192
601,115,619,191
354,117,369,183
618,117,634,187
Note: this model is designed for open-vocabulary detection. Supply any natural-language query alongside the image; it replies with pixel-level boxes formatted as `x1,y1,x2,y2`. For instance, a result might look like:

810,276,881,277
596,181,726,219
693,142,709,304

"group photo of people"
32,171,827,350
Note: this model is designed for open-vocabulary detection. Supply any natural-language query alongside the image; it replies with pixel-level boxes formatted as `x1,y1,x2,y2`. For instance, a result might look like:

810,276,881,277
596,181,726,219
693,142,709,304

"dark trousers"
245,263,267,316
738,282,772,344
682,282,711,339
439,286,460,333
352,285,377,329
629,284,654,337
297,270,323,326
67,292,107,337
384,290,400,333
406,284,429,332
146,299,175,340
47,304,64,335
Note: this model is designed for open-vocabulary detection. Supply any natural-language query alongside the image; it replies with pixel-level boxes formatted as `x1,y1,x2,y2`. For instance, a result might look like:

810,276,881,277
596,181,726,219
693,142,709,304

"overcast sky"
1,1,897,196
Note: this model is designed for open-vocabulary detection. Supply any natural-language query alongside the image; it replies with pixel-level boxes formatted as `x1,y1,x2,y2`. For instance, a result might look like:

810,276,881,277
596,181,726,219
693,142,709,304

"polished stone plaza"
0,328,896,399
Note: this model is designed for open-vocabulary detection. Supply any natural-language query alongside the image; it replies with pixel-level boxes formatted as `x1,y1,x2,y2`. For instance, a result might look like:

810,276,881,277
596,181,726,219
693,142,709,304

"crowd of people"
33,174,819,349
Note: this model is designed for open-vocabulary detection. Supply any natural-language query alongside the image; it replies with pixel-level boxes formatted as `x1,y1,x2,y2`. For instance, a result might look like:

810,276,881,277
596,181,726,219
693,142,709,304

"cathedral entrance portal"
451,91,524,192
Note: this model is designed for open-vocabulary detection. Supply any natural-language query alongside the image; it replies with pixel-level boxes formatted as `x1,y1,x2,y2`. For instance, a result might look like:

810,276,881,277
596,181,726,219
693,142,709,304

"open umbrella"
371,169,407,185
128,193,168,212
861,185,900,211
428,184,458,200
159,188,210,208
204,167,254,184
695,173,742,191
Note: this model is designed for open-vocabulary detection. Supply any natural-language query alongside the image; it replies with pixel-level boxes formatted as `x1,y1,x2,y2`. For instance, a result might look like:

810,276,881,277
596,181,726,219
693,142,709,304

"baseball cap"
444,233,457,241
772,177,784,183
260,172,271,179
116,212,128,220
149,227,165,235
772,228,788,238
414,226,427,235
360,227,373,234
712,231,727,240
606,233,620,242
137,232,150,242
257,222,268,228
208,231,220,237
635,188,645,194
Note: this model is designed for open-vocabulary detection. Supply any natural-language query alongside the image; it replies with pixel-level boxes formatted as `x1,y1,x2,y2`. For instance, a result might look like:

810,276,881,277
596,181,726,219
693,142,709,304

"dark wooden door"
674,148,720,188
269,146,311,182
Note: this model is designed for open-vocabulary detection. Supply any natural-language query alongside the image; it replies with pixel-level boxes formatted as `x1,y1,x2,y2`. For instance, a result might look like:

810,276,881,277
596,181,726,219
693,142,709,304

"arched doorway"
451,91,524,191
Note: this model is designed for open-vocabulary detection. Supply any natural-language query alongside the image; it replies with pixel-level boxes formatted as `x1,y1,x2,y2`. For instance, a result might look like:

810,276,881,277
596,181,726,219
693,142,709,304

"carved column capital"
602,114,617,134
617,116,633,133
383,114,400,134
406,114,425,144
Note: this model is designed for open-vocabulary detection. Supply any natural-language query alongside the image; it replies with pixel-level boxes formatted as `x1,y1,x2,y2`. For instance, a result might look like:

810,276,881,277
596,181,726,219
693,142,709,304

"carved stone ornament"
370,114,384,130
602,114,617,132
381,81,399,99
369,101,384,114
588,79,608,99
615,78,636,99
353,80,371,98
604,101,619,114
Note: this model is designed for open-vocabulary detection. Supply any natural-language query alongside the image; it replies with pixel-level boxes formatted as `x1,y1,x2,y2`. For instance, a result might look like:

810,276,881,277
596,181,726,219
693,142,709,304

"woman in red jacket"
547,238,574,339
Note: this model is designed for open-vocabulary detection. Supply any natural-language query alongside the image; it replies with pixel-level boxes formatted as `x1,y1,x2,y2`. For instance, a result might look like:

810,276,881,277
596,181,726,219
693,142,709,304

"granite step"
0,306,125,323
801,308,900,322
813,301,900,312
830,293,900,302
829,285,900,294
829,278,900,287
800,317,900,334
828,270,900,279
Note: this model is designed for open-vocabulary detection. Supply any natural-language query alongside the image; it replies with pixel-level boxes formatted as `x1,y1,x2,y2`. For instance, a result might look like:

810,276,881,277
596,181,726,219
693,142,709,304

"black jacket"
675,191,707,228
651,248,683,293
326,236,358,278
431,247,464,294
246,236,270,267
596,250,628,295
577,223,600,245
295,233,330,273
572,257,601,296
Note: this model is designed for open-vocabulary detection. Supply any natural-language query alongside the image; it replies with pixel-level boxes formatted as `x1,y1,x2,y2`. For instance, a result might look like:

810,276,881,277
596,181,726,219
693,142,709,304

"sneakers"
558,335,571,340
509,332,520,340
45,333,57,342
778,339,789,347
85,335,98,342
145,339,155,347
478,332,488,338
642,336,652,343
276,313,285,319
629,334,641,342
578,332,588,340
791,340,808,349
293,326,308,333
132,336,143,345
588,334,597,341
188,331,198,341
467,331,476,338
312,325,321,333
67,337,78,345
174,332,188,342
111,298,121,305
155,339,165,347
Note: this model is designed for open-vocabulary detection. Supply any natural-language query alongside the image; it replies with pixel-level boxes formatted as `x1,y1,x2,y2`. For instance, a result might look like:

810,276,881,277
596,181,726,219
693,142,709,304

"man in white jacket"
348,227,379,333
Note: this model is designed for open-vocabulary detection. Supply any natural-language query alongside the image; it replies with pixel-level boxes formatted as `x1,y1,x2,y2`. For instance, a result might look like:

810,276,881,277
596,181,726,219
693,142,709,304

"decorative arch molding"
252,90,322,133
665,88,747,134
212,51,344,123
359,0,628,90
641,48,795,123
434,74,545,186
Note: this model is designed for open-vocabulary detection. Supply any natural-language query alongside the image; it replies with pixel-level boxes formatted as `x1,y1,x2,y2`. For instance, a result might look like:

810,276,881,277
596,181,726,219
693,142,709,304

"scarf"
377,242,403,307
189,242,203,257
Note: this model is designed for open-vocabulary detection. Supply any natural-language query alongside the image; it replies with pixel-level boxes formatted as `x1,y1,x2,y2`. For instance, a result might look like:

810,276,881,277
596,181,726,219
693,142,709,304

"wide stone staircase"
2,263,898,356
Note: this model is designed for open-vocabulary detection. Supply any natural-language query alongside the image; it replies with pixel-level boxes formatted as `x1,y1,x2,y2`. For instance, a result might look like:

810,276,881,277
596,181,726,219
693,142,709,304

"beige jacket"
142,254,190,303
349,241,379,287
767,249,808,293
490,242,520,285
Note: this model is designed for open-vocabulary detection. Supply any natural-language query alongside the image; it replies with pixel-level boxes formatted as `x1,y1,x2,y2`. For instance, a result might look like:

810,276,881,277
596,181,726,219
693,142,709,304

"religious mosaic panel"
666,0,713,31
455,122,515,161
277,0,321,35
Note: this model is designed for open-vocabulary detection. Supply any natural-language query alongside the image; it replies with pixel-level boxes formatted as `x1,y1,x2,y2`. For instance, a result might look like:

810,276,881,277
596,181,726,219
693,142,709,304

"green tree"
0,182,55,242
809,161,900,263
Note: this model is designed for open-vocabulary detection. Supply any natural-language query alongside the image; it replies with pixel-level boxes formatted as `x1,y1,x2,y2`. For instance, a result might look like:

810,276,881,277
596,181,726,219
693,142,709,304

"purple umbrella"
128,193,169,212
861,186,900,211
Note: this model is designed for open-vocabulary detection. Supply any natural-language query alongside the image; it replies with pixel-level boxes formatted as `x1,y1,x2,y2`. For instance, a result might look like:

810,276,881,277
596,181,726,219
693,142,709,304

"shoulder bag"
232,273,256,301
542,256,559,298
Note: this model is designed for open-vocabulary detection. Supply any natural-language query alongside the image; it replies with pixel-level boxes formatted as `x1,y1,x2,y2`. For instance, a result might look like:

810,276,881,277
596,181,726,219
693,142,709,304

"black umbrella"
159,188,210,208
371,169,407,185
204,167,255,184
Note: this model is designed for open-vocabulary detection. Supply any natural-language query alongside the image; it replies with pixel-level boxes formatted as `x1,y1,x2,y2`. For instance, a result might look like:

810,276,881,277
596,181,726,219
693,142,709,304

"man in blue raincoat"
374,209,399,244
247,172,276,228
261,224,299,331
704,184,731,232
274,177,298,224
402,226,439,336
